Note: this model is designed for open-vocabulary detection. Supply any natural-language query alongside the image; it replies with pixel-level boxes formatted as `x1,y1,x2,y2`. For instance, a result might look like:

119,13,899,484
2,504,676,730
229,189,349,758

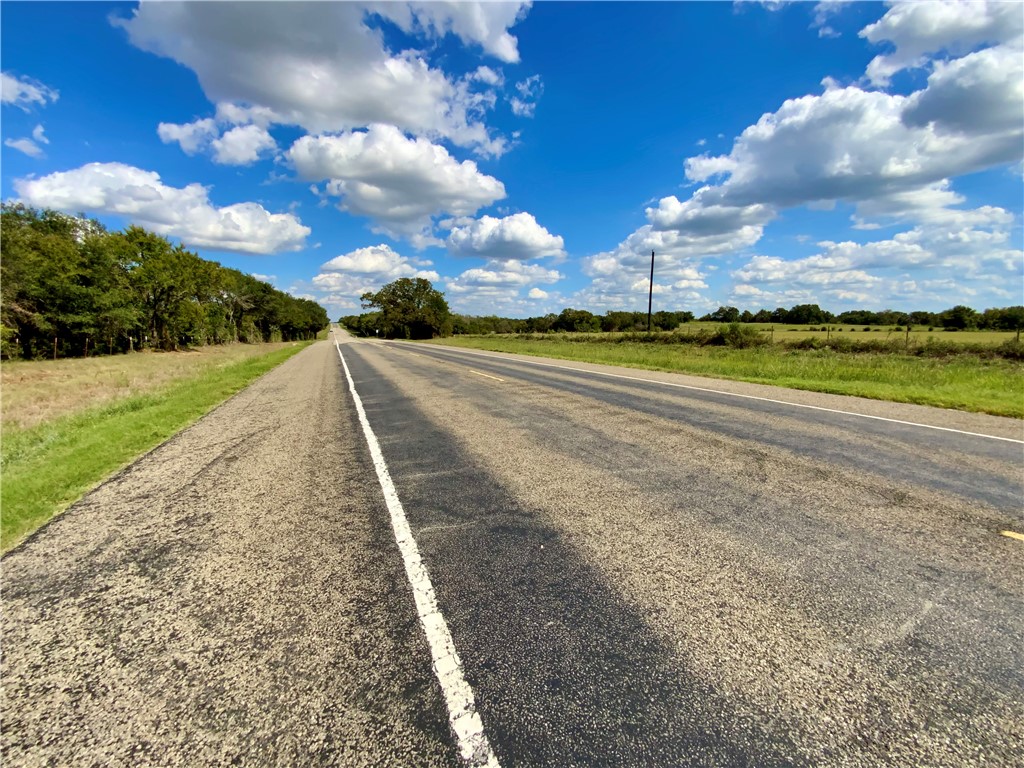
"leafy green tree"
553,307,600,332
837,309,881,325
1,204,327,359
525,313,558,333
909,310,938,327
703,306,740,323
652,310,686,331
979,306,1024,331
940,305,979,330
360,278,452,339
80,230,141,353
1,204,92,357
786,303,832,325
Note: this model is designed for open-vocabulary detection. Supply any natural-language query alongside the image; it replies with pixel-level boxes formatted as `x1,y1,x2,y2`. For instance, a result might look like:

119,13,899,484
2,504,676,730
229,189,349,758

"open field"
569,324,1020,344
425,335,1024,418
692,323,1019,344
1,341,314,552
2,342,308,431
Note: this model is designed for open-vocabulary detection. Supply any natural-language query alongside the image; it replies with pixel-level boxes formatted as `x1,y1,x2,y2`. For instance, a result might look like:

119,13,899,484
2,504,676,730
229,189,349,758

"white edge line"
400,342,1024,445
335,340,500,768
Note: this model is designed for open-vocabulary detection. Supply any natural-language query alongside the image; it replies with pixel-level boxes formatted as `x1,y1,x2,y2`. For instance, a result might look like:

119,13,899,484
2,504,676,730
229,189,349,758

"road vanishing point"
3,330,1023,767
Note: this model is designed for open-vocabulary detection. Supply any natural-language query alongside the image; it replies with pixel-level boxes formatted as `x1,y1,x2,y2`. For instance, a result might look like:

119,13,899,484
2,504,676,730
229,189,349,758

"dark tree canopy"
1,204,329,359
359,277,452,339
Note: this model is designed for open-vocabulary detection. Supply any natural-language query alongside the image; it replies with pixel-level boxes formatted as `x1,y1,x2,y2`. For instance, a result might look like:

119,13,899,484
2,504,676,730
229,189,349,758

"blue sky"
2,1,1021,319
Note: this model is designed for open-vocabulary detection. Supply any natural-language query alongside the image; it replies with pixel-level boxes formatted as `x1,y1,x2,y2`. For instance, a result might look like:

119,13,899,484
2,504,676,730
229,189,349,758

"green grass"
1,342,312,553
541,324,1019,345
423,336,1024,419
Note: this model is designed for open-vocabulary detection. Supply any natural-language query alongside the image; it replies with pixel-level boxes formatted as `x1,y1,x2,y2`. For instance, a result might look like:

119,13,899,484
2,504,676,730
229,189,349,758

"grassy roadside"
423,336,1024,419
1,342,313,553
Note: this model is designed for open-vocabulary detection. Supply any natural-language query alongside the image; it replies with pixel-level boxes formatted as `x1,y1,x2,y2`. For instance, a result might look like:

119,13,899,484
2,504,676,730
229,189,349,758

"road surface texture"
3,331,1022,767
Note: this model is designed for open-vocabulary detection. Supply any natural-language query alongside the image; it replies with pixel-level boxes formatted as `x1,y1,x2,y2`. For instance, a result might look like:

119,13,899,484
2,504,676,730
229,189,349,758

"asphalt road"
3,332,1022,767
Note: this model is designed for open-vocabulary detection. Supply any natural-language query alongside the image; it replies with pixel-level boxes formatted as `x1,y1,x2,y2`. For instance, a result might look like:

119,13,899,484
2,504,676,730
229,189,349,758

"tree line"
340,290,697,338
699,303,1024,330
340,277,1023,340
1,204,329,360
347,301,1021,338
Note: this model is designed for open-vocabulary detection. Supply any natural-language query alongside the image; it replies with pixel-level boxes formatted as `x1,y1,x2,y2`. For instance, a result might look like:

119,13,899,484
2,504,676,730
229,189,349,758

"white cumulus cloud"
114,2,526,153
447,260,561,289
860,0,1022,85
14,162,310,255
687,84,1022,214
443,259,562,312
211,124,278,165
378,2,528,63
901,41,1024,135
288,124,506,240
159,106,281,165
729,206,1023,310
319,243,439,281
302,243,440,314
447,212,565,260
158,118,218,155
471,66,504,86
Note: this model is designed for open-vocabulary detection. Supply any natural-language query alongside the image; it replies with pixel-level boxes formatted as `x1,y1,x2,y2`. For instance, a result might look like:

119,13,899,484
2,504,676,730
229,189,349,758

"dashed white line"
401,343,1024,445
335,341,500,768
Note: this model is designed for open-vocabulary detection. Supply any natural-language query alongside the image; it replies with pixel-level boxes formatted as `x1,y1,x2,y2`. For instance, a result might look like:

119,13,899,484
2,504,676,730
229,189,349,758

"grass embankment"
1,342,313,553
425,334,1024,419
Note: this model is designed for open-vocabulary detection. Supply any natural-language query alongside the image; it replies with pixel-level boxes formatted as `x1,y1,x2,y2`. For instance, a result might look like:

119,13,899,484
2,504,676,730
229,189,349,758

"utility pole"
647,250,655,332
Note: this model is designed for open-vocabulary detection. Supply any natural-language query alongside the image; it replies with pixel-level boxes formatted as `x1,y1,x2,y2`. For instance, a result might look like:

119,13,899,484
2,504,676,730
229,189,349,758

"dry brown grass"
1,343,301,431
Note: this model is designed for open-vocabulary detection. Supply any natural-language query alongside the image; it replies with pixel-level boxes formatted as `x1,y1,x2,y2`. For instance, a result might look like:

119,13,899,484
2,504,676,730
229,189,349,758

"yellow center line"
469,369,505,383
999,530,1024,542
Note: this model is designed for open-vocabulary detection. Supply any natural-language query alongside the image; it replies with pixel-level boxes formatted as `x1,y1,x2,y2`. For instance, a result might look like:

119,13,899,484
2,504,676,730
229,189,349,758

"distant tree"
909,310,938,327
360,278,452,339
979,306,1024,331
553,307,600,332
837,309,880,325
786,303,831,325
652,310,684,331
703,306,740,323
526,313,558,333
341,311,383,337
940,305,979,330
602,310,642,332
752,309,772,323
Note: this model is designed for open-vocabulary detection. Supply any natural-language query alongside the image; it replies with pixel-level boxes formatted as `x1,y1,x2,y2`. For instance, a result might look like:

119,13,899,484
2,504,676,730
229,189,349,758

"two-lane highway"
3,333,1022,766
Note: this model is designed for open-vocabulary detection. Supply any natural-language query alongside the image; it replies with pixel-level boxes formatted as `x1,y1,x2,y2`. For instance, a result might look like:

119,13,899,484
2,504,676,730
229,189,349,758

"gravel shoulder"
1,340,460,768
